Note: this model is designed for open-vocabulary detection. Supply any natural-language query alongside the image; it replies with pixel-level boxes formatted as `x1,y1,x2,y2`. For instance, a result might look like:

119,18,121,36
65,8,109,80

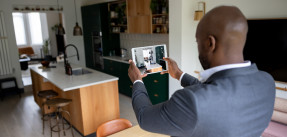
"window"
12,12,48,46
13,13,27,45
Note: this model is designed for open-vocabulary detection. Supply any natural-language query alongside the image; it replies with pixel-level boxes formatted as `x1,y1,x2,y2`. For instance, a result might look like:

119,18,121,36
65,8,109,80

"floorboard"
0,85,138,137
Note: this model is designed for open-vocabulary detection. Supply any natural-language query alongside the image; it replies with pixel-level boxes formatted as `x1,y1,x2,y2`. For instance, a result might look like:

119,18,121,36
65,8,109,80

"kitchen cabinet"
127,0,151,16
119,63,133,97
108,1,128,33
127,0,152,34
103,58,168,104
103,59,121,77
82,3,120,70
143,73,169,105
30,65,120,136
128,16,152,34
107,0,168,34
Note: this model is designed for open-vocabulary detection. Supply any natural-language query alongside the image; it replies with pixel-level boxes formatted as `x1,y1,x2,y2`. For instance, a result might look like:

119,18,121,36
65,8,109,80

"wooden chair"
97,118,132,137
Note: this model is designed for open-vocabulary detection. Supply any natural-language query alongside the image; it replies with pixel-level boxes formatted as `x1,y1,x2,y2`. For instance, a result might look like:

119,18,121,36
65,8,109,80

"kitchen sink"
72,68,92,76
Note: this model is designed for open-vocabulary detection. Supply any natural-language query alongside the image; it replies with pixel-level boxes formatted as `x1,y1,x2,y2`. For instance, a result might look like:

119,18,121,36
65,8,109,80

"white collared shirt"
180,61,251,83
135,61,251,85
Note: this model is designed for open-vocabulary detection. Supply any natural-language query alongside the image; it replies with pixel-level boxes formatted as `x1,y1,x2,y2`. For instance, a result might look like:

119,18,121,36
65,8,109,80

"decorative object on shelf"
57,0,65,35
194,2,205,21
150,0,159,14
73,0,82,36
161,0,168,14
150,0,168,14
109,0,127,33
13,5,62,12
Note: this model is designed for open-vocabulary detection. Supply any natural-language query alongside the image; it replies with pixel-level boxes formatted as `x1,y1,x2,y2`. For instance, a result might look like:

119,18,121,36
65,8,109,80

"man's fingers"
160,70,169,74
163,57,170,62
129,59,137,68
142,73,148,78
129,59,134,65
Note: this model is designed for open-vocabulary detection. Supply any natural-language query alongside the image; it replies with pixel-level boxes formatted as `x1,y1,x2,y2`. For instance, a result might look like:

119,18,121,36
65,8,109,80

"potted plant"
150,0,159,14
162,0,168,14
42,39,52,61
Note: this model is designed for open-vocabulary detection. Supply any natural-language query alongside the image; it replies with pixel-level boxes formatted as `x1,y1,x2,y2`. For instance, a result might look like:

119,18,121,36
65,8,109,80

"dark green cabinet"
81,3,120,70
103,59,168,104
143,73,169,105
119,63,133,97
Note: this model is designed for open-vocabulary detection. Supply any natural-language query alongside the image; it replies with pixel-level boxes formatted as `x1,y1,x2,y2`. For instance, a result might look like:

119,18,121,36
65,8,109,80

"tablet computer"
131,44,168,74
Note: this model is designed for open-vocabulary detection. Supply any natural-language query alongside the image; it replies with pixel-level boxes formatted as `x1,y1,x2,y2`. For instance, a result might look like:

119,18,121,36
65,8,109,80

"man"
128,6,275,137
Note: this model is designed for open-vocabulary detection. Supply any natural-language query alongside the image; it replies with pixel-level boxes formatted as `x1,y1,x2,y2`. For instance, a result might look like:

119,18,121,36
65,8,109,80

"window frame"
13,12,49,47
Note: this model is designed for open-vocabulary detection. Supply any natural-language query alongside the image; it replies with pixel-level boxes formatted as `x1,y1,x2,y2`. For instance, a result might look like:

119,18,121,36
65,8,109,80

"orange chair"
97,118,132,137
18,46,35,56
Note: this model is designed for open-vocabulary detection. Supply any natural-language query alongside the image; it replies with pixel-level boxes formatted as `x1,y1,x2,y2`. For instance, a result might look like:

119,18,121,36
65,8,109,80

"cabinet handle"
130,85,133,88
154,80,158,83
154,94,158,97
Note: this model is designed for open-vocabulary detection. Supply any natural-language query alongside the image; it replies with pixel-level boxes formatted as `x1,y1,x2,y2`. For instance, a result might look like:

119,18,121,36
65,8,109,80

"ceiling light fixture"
73,0,83,36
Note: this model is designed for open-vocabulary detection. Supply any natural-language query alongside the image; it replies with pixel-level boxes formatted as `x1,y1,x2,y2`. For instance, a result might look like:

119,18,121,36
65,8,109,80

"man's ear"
208,35,216,52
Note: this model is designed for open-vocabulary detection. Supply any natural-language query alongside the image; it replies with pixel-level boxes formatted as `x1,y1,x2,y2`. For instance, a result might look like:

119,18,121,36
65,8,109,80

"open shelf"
111,24,127,27
152,24,168,26
152,14,168,16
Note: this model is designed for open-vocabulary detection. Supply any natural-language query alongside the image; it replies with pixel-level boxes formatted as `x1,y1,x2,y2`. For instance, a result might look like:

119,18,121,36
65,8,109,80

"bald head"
196,6,248,69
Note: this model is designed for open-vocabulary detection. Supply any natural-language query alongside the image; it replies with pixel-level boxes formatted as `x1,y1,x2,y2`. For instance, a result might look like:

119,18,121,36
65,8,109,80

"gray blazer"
132,64,275,137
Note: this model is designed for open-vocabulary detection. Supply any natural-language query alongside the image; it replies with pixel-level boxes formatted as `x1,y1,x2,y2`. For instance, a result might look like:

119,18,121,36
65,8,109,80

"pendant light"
57,0,65,35
73,0,83,36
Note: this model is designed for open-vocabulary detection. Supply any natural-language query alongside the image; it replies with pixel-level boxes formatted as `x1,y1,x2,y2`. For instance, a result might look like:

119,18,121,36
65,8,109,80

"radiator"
0,11,12,76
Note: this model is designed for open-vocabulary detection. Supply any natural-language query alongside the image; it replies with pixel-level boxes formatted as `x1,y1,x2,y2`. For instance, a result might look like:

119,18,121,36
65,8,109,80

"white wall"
169,0,184,97
169,0,287,98
0,0,86,88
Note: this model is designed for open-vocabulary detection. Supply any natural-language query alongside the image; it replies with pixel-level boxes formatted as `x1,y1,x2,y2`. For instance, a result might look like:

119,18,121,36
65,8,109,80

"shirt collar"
200,61,251,82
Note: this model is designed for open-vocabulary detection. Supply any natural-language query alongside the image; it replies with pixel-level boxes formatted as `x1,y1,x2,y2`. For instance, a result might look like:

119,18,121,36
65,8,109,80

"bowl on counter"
41,61,50,67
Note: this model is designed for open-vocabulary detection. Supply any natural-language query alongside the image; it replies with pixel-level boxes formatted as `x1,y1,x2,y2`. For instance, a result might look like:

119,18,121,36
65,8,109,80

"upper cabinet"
127,0,152,34
127,0,151,16
108,0,168,34
108,1,128,33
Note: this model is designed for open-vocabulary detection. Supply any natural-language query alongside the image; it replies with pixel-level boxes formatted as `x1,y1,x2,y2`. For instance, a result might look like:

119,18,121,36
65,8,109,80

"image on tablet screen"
132,44,168,74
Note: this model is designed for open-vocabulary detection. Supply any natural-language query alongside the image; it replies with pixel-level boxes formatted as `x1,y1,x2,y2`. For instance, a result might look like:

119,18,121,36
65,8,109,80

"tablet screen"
131,44,168,74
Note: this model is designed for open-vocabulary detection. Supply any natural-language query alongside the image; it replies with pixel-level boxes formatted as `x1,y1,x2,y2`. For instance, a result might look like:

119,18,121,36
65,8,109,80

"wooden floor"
0,86,137,137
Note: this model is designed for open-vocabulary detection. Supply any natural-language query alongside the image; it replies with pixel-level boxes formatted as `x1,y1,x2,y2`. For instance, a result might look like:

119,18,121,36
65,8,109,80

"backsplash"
120,33,169,59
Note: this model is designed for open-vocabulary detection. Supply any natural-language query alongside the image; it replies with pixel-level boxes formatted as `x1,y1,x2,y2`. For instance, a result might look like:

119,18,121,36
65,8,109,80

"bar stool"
38,90,58,135
45,98,74,137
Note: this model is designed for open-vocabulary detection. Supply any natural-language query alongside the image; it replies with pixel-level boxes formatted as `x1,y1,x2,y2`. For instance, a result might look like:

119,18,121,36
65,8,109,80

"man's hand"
161,57,183,80
128,60,147,83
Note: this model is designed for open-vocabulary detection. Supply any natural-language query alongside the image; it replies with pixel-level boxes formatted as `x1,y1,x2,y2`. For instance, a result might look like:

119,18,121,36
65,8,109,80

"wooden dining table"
108,125,170,137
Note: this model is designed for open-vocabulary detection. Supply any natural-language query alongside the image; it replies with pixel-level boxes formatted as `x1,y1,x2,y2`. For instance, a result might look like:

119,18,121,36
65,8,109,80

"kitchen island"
30,63,119,136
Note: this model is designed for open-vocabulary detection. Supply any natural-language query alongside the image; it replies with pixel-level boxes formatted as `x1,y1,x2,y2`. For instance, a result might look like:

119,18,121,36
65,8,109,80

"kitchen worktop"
30,62,118,91
103,56,130,64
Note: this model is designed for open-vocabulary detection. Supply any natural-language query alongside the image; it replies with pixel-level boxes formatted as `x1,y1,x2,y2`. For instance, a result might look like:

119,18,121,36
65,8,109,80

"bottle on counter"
65,62,72,75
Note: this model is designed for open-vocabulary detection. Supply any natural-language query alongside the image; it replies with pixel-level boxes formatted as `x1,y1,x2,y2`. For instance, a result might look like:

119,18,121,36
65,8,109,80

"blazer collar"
204,63,259,83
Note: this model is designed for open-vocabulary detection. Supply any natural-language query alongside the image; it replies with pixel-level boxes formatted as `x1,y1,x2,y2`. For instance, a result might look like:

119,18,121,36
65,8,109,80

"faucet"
63,44,80,74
